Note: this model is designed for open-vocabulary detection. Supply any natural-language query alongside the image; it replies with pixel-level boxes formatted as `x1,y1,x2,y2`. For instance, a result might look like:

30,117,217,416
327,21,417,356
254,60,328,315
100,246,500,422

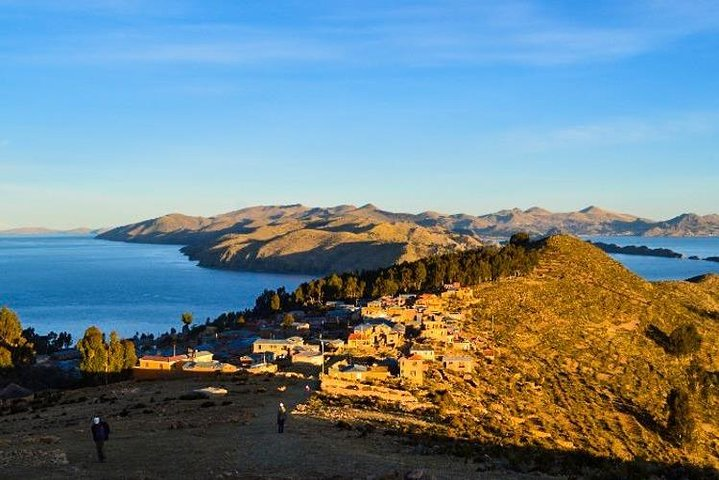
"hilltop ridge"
97,204,719,274
305,235,719,474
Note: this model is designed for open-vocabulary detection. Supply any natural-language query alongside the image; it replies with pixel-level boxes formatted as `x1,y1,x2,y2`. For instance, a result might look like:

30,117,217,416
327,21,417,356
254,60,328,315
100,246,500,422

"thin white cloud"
0,0,181,15
497,112,719,151
313,0,719,66
2,1,719,67
6,25,341,66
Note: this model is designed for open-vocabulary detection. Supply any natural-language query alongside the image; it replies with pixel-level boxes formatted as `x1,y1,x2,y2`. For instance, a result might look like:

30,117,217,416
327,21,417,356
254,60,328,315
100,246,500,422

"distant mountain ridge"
0,227,105,235
97,204,719,274
99,204,483,274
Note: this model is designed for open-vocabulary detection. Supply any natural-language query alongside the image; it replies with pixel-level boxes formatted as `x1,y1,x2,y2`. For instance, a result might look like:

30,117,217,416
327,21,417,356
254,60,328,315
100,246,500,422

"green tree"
281,313,295,329
78,326,108,374
58,331,73,349
509,232,531,246
0,306,22,347
121,339,137,370
107,331,124,373
399,267,413,292
413,262,427,291
324,274,343,299
13,341,35,366
292,286,305,305
181,311,194,327
668,324,702,356
270,293,281,312
341,276,361,302
0,348,11,368
0,306,34,368
667,388,695,445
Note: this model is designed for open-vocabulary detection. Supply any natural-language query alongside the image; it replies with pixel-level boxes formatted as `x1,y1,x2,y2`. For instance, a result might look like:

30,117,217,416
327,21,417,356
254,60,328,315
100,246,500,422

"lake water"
0,236,311,339
1,235,717,339
587,236,719,281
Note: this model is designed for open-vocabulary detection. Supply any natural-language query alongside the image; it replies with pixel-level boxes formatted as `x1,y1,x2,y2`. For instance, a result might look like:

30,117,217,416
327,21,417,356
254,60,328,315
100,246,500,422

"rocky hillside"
311,236,719,476
417,205,719,237
97,204,719,274
100,205,481,274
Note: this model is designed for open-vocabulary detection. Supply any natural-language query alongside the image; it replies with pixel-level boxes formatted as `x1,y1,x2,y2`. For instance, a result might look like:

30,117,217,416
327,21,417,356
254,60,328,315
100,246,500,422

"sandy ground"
0,375,553,480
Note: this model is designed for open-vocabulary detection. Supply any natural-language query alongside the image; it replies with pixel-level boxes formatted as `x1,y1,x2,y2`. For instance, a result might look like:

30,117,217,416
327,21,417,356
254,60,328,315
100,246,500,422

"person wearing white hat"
90,416,110,462
277,402,287,433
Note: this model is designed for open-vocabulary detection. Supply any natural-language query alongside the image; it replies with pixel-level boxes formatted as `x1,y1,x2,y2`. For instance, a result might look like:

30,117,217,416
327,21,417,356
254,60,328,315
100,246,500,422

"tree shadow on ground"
612,395,668,441
645,324,671,353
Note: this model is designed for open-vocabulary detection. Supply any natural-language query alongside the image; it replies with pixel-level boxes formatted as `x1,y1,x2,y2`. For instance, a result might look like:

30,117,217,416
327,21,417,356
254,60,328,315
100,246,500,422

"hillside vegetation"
311,236,719,476
252,233,538,314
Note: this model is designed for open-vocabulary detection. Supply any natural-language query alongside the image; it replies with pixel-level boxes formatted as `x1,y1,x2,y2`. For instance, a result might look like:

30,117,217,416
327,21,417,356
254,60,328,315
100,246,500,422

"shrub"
509,232,531,246
668,324,702,355
666,388,694,445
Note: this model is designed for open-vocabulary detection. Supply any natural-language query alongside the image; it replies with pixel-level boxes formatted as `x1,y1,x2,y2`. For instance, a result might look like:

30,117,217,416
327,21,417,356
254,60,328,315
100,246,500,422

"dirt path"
0,377,550,479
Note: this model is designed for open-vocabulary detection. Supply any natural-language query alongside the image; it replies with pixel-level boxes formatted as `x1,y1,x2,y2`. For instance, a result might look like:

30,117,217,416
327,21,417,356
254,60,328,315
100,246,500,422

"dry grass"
309,236,719,475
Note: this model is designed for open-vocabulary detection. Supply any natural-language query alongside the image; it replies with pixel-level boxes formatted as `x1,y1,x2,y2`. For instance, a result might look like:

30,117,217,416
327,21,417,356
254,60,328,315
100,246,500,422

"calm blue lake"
1,235,717,339
0,236,311,339
587,236,719,281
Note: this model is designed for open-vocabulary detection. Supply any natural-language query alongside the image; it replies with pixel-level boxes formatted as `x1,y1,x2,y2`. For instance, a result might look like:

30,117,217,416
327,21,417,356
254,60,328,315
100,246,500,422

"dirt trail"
0,377,546,479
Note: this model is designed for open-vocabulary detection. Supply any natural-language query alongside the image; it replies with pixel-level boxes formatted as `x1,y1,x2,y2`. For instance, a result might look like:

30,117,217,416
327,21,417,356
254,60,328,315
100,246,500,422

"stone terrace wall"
319,376,430,411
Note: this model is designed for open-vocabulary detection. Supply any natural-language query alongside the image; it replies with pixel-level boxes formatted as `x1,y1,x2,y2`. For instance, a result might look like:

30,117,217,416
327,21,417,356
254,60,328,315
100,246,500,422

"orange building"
399,355,427,385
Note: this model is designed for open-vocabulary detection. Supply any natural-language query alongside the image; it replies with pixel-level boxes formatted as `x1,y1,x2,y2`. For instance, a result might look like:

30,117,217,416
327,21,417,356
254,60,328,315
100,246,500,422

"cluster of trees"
0,306,35,368
254,287,292,316
21,328,72,355
77,326,136,375
252,233,539,314
212,311,248,329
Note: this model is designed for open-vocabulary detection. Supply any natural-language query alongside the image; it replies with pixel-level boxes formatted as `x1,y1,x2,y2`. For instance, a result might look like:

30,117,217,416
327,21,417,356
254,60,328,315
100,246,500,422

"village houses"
399,354,427,385
252,336,304,356
442,355,475,373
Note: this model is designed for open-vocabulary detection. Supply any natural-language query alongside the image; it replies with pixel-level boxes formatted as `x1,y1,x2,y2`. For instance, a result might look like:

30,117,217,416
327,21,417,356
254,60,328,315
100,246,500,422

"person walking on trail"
91,417,110,462
277,402,287,433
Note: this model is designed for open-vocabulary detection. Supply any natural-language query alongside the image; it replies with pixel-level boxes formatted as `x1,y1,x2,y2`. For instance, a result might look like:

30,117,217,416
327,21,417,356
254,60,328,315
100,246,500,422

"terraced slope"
312,236,719,475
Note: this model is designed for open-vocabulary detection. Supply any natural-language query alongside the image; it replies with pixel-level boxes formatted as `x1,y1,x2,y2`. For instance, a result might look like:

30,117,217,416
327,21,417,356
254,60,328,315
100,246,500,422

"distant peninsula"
589,241,682,259
0,227,104,236
97,204,719,274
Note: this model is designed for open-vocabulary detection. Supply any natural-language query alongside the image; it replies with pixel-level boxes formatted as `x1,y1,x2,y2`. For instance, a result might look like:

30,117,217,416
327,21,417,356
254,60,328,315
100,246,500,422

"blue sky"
1,0,718,228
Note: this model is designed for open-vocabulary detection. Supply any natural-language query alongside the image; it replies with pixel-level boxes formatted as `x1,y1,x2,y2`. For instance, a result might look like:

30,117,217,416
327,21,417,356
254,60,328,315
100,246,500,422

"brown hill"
99,205,481,274
645,213,719,237
97,204,719,274
182,220,480,274
311,236,719,474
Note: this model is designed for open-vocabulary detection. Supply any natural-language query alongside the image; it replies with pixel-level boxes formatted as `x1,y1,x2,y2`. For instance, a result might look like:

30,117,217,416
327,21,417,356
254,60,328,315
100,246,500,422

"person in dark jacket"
277,402,287,433
91,417,110,462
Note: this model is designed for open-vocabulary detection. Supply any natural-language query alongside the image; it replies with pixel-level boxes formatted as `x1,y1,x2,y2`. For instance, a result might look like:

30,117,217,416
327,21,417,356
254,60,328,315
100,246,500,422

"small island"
589,241,683,258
